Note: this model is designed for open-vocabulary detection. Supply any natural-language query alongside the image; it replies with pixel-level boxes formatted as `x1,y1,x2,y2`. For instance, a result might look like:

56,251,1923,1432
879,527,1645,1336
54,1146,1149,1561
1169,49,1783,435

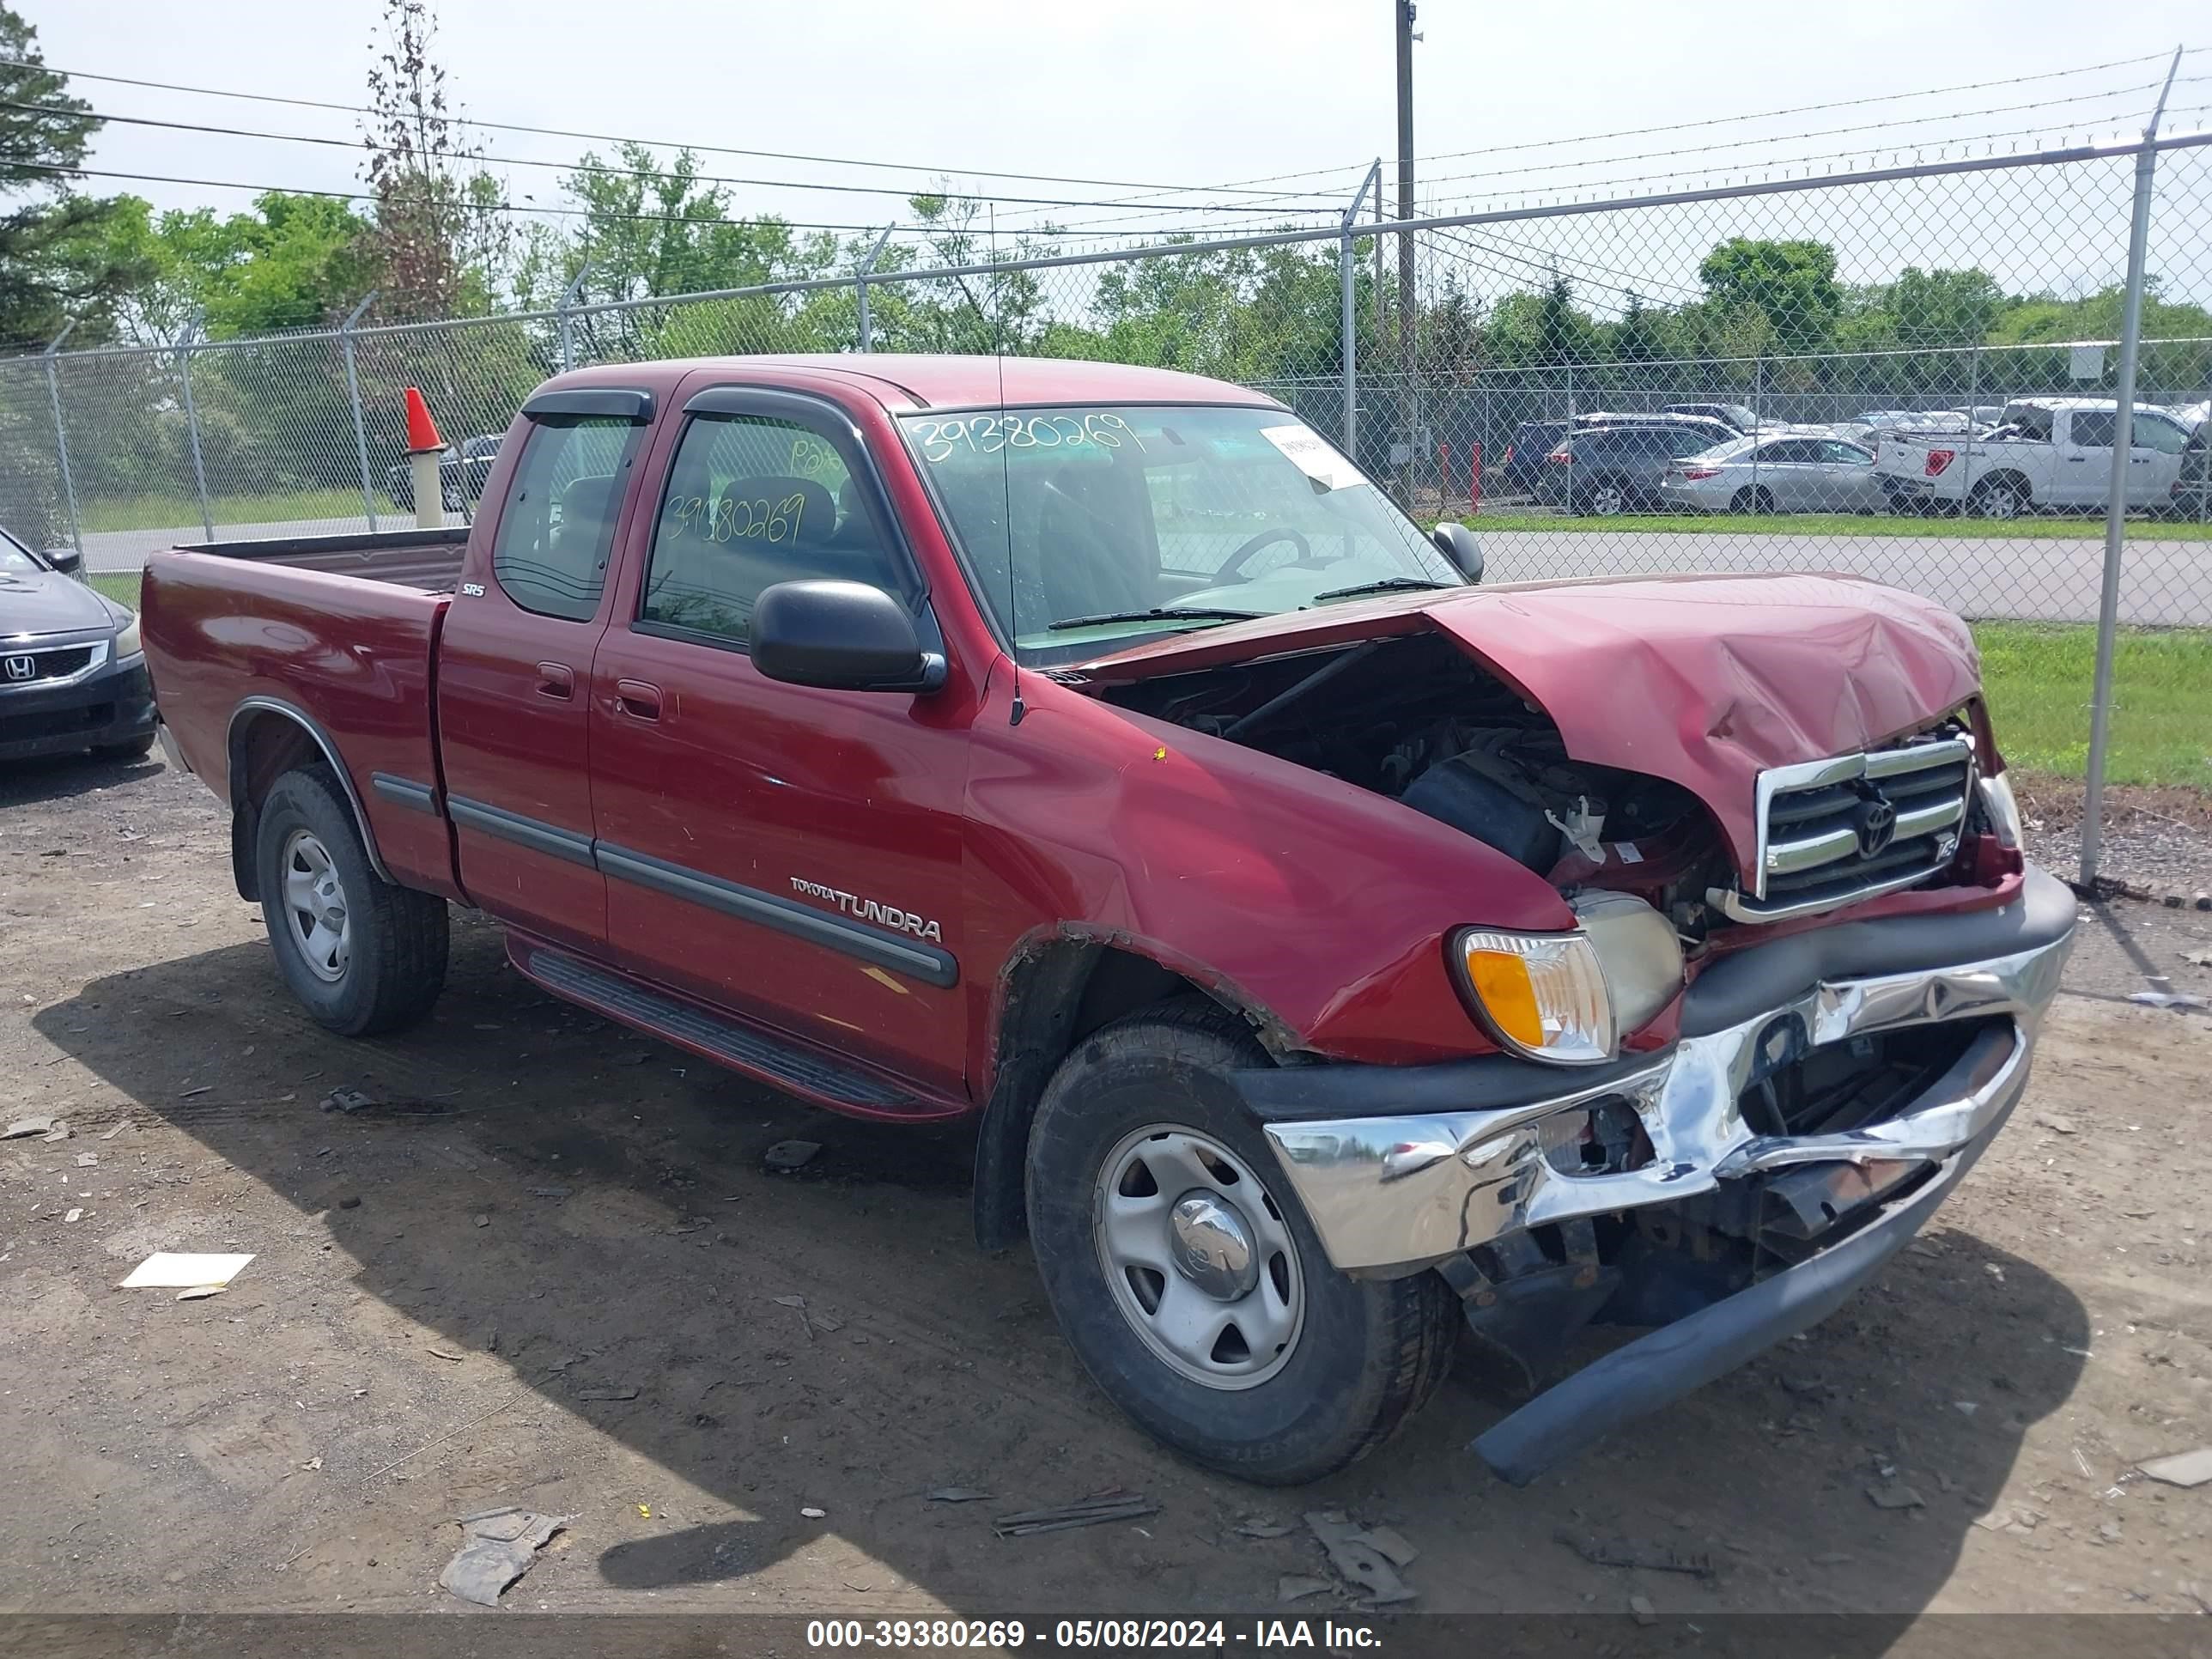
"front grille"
1717,731,1973,923
0,644,97,685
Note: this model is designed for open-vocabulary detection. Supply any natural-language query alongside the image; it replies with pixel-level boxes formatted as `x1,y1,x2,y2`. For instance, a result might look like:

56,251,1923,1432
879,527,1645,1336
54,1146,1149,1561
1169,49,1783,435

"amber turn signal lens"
1464,951,1545,1049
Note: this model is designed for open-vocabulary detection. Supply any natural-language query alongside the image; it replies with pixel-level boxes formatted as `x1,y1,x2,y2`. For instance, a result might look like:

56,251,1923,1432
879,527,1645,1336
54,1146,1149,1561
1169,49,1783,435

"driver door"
585,380,974,1097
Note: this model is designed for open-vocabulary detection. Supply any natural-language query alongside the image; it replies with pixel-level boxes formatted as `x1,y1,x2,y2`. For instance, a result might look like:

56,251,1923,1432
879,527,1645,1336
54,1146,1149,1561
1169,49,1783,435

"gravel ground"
0,752,2207,1644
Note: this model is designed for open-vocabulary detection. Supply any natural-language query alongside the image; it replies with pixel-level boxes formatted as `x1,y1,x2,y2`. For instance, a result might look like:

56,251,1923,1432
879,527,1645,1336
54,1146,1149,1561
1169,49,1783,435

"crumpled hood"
1073,571,1982,872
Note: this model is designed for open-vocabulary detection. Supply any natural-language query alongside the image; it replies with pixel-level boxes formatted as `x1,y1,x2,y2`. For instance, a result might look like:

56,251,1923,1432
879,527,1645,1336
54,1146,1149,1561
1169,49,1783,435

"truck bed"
173,526,471,593
142,532,461,899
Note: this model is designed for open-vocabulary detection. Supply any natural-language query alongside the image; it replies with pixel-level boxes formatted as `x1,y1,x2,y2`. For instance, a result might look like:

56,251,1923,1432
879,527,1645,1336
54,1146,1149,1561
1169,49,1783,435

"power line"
1413,48,2196,167
0,55,1356,206
0,96,1349,217
1413,78,2168,193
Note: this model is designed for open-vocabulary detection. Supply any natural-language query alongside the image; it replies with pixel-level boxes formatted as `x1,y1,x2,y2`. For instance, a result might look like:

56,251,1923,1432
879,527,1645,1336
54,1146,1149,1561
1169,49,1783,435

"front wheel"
1024,1000,1458,1485
94,732,156,761
254,767,449,1036
1583,483,1629,517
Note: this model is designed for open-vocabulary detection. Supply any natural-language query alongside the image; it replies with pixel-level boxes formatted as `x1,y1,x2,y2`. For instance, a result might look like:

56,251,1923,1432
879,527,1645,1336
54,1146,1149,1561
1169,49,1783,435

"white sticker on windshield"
1259,424,1365,492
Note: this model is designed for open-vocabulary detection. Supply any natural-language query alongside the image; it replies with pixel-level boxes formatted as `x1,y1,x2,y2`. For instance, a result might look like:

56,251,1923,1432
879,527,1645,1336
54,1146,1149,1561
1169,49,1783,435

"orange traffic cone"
404,386,444,454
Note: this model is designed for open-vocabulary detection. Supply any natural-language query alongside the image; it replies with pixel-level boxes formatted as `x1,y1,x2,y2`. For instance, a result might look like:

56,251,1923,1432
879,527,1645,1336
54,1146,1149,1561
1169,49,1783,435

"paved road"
82,514,2210,627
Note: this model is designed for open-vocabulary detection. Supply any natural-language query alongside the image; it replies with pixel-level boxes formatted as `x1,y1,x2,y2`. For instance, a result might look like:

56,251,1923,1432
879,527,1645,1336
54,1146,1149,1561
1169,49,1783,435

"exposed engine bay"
1097,631,1735,939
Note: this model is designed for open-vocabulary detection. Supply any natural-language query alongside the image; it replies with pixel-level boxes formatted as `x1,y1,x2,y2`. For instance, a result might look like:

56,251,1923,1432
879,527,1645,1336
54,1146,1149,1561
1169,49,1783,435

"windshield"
900,404,1463,664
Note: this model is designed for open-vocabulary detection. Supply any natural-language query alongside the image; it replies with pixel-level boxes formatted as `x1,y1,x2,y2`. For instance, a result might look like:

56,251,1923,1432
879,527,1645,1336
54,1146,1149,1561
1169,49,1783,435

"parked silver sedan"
1656,434,1887,514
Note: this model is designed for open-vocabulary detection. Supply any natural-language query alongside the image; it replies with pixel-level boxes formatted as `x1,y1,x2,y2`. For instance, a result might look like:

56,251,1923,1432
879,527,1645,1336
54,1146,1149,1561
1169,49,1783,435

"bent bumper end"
1470,1057,2022,1486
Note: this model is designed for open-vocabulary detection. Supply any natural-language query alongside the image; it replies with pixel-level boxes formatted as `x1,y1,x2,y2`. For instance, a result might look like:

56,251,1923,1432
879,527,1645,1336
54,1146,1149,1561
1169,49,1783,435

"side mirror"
750,580,945,694
46,546,82,576
1431,521,1484,584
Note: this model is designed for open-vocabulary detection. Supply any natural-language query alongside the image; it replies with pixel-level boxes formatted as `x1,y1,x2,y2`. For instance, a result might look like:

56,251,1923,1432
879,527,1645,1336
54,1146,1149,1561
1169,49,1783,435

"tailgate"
142,549,456,896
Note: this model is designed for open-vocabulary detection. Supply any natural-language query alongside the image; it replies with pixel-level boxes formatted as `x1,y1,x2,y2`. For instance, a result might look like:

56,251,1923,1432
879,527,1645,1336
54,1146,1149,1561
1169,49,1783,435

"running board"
512,942,942,1118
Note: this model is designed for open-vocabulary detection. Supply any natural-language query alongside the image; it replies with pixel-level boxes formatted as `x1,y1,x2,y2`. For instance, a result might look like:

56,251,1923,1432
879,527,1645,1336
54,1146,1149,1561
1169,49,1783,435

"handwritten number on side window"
662,493,807,545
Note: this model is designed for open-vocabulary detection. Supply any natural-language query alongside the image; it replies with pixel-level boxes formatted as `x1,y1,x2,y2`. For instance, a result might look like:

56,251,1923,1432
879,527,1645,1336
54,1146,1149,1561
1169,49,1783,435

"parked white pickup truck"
1873,397,2196,519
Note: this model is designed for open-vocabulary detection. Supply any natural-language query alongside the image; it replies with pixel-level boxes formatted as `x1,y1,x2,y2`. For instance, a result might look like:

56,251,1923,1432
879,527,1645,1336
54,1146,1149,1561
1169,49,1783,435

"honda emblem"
3,654,35,682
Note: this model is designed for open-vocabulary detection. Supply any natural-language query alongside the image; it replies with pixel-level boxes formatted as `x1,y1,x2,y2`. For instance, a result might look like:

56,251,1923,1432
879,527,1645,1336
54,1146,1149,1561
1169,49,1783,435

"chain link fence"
8,127,2209,874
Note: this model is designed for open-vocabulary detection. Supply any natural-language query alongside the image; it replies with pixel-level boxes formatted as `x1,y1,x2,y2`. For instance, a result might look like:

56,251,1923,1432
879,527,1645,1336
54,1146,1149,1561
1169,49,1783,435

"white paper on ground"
118,1252,255,1289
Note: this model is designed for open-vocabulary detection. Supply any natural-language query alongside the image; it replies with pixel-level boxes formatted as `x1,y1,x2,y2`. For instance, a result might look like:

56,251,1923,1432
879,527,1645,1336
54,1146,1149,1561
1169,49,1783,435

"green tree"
0,7,151,344
1696,237,1840,356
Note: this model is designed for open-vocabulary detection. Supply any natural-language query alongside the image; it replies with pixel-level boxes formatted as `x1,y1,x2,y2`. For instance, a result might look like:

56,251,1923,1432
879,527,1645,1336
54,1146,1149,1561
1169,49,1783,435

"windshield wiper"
1308,577,1459,605
1044,605,1267,632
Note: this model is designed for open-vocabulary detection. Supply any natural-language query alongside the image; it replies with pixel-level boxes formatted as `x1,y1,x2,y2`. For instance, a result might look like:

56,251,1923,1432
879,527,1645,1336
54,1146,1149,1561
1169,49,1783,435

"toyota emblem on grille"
3,654,34,682
1853,793,1898,857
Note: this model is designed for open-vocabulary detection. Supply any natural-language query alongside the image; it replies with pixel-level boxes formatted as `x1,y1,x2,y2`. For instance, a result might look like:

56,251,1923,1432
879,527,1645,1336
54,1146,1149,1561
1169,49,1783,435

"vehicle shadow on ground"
0,748,161,807
38,925,2089,1627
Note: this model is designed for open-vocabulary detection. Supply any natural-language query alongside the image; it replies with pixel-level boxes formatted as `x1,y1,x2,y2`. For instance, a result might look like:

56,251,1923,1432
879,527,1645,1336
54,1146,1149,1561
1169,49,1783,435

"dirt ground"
2,751,2209,1633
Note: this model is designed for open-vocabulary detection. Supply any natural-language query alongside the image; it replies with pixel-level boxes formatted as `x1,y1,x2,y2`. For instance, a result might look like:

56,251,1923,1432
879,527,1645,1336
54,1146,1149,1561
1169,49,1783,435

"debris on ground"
1553,1528,1715,1577
1628,1594,1657,1626
994,1492,1159,1538
2137,1448,2212,1488
118,1252,254,1291
2037,1115,2077,1135
1235,1516,1296,1539
437,1506,574,1607
426,1346,465,1363
175,1286,225,1302
4,1115,60,1140
801,1506,827,1519
1278,1575,1334,1602
1867,1481,1927,1510
321,1088,374,1114
763,1139,823,1172
926,1487,993,1504
1305,1511,1418,1604
528,1186,572,1199
2128,990,2209,1013
574,1385,639,1401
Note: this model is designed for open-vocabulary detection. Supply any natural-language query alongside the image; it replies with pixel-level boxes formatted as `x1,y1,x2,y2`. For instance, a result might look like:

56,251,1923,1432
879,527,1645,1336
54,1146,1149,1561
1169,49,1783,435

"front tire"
1024,1000,1458,1485
254,767,449,1036
94,733,156,761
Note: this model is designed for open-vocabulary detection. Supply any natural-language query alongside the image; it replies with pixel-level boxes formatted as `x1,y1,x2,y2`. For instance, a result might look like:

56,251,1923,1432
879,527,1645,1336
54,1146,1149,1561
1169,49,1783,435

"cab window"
639,412,904,647
490,416,641,622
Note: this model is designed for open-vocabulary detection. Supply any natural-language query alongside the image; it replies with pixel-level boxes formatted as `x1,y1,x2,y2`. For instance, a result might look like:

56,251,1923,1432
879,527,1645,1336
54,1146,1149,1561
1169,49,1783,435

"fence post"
556,265,592,372
1340,162,1381,465
175,316,215,542
2081,48,2183,888
40,319,83,562
855,223,896,353
1960,341,1980,503
341,291,380,533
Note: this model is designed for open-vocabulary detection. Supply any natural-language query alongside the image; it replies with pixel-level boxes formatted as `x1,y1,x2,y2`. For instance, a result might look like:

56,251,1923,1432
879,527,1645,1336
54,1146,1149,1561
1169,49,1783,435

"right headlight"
1977,771,2023,850
1451,892,1683,1066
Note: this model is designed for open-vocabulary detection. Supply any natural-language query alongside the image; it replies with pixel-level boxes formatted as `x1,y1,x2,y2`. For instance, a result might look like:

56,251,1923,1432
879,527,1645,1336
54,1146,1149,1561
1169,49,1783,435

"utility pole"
1395,0,1419,507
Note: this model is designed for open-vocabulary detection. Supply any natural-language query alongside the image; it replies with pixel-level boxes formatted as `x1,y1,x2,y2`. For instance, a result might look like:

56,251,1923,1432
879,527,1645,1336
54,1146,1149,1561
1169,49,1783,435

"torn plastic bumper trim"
1470,1077,2018,1486
1255,890,2072,1279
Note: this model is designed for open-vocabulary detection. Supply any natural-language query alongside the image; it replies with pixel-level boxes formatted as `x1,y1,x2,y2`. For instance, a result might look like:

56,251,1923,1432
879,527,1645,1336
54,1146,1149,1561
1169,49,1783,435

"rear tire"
1024,998,1458,1485
254,767,448,1036
1729,486,1775,514
1969,476,2028,521
1583,483,1628,517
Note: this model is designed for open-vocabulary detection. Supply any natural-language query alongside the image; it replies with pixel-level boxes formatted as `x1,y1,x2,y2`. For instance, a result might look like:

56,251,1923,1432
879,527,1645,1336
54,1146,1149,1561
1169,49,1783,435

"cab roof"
544,354,1289,413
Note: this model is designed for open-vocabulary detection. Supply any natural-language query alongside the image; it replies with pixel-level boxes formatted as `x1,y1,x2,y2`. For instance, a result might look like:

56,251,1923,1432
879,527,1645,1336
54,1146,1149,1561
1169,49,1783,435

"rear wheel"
1583,483,1629,517
254,767,448,1036
1969,476,2028,521
1729,486,1775,514
1024,999,1458,1485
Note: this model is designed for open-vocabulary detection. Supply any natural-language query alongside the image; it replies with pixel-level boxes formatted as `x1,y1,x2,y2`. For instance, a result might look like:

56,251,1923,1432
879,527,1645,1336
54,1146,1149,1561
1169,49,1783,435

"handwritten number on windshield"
911,411,1146,464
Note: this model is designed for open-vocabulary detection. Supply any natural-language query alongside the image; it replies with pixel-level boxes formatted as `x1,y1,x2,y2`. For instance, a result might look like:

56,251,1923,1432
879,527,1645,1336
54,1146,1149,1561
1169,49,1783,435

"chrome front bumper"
1260,891,2074,1278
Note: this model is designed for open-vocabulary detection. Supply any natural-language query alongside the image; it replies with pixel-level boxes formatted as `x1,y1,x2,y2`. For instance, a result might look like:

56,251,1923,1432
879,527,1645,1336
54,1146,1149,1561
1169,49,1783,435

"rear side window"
490,416,641,621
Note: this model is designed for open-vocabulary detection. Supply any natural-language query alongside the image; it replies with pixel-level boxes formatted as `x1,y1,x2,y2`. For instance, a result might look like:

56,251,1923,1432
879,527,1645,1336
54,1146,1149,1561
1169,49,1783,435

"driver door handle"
535,661,574,700
616,678,663,720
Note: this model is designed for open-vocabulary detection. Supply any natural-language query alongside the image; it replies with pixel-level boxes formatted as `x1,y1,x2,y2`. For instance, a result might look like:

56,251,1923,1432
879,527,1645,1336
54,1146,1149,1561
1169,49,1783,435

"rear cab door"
434,384,658,954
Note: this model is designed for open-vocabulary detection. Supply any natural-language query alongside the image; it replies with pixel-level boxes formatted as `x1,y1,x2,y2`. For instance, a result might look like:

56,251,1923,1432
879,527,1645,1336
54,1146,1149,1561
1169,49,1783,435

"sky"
22,2,2212,311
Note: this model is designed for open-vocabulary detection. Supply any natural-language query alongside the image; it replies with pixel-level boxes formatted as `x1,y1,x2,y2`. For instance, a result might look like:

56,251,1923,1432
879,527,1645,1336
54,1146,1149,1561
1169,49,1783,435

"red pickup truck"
143,355,2074,1487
